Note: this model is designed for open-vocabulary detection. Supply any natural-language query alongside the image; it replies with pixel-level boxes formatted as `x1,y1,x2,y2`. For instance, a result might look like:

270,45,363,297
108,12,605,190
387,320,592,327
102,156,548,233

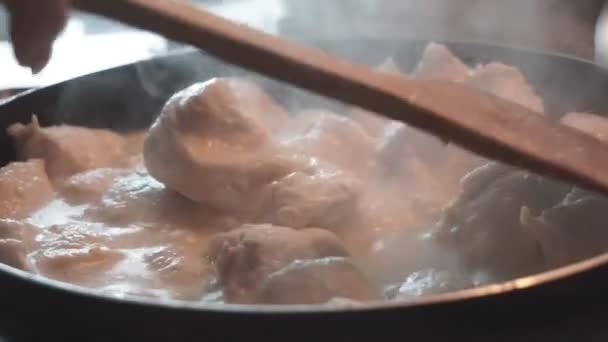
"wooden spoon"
75,0,608,195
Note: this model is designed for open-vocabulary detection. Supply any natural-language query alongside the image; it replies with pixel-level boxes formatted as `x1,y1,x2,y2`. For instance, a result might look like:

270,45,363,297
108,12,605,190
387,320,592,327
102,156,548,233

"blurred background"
0,0,606,96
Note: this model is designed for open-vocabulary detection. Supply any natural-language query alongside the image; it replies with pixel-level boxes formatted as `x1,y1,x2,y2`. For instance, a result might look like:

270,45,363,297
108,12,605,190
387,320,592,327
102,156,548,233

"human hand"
3,0,69,73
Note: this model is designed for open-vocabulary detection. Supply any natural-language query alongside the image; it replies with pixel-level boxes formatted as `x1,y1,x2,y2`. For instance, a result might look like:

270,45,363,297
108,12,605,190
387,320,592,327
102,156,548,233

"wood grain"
75,0,608,195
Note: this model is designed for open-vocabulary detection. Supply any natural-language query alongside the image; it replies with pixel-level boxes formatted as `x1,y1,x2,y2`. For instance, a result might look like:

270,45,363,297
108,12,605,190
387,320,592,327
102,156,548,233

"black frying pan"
1,40,608,341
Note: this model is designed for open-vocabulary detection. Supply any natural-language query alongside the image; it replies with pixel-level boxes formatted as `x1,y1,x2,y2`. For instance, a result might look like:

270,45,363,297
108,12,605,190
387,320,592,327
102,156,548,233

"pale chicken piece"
143,243,213,300
282,110,376,173
28,221,125,285
264,169,360,230
60,167,132,204
144,78,301,215
413,43,543,113
257,257,376,305
209,224,349,303
122,130,147,156
375,121,445,175
0,219,36,270
374,121,481,202
7,116,129,182
412,42,471,82
561,112,608,142
83,169,221,229
468,62,544,113
0,159,54,218
376,57,407,77
348,109,388,138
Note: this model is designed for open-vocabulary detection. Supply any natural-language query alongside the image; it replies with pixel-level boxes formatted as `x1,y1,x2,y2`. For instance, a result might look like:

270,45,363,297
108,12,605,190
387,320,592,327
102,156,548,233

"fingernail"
30,56,47,74
18,45,50,74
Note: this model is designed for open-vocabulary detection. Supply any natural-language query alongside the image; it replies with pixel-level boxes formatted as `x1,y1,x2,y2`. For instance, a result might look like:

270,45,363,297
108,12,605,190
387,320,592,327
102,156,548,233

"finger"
6,0,69,73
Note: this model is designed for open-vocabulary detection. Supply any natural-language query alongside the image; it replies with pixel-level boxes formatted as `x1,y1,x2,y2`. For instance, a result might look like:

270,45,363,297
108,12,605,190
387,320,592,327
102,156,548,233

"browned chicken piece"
257,257,376,304
432,162,572,278
0,219,36,270
0,159,54,218
209,224,349,303
60,167,132,204
468,62,545,113
144,78,300,216
7,116,129,182
561,112,608,142
412,42,471,82
520,188,608,269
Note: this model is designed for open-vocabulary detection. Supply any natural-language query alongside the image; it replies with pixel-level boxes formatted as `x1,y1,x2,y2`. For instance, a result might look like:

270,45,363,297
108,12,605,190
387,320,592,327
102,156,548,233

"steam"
279,0,599,58
51,1,606,299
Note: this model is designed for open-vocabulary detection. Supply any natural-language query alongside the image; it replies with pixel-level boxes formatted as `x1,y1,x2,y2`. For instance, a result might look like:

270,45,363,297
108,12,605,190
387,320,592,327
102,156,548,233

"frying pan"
1,39,608,341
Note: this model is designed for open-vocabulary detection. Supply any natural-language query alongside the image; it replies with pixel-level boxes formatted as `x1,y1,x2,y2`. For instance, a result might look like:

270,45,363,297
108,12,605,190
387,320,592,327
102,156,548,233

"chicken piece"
264,169,360,230
561,112,608,142
143,243,213,300
374,121,481,204
432,163,572,278
282,110,376,173
413,43,543,113
29,221,125,285
348,109,388,138
211,77,290,132
520,188,608,268
122,130,147,156
83,170,220,229
0,159,54,218
7,116,128,182
376,57,407,77
0,219,36,270
412,42,471,82
144,78,301,215
257,257,376,304
375,121,445,174
468,62,544,113
209,224,349,303
60,167,132,204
